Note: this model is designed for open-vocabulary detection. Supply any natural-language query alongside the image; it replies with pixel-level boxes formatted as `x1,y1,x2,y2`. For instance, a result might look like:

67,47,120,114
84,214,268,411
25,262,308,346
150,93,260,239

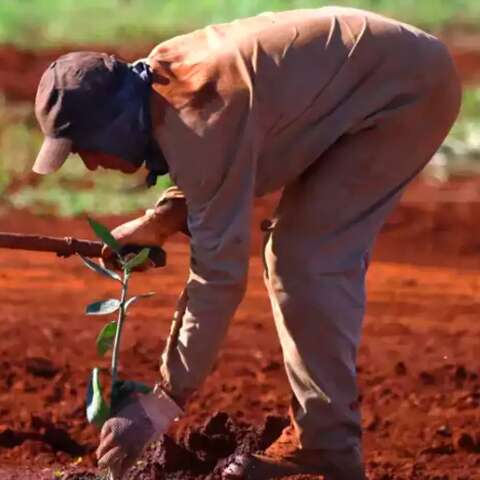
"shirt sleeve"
159,116,258,403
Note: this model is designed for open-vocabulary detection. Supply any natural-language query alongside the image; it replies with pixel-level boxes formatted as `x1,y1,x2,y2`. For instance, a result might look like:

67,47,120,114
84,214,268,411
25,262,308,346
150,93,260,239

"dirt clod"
25,357,58,378
394,361,407,376
0,419,85,456
125,412,288,479
455,433,478,453
436,425,452,438
454,365,469,383
421,442,455,456
419,371,436,385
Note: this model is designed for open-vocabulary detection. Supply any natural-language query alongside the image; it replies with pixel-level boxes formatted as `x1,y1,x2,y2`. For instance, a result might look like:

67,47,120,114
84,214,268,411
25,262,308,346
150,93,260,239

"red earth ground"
1,31,480,480
1,178,480,479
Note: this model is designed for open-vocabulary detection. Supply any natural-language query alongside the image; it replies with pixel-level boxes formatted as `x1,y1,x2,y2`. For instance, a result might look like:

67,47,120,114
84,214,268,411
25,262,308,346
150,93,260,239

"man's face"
76,150,140,174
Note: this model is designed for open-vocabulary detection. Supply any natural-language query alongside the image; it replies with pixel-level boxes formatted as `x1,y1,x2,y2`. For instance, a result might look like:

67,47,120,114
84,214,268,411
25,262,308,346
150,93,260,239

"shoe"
222,447,366,480
222,424,364,480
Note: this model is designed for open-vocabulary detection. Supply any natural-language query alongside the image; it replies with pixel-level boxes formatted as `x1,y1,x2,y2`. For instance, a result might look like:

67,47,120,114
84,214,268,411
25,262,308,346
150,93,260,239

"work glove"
96,386,183,479
101,186,188,270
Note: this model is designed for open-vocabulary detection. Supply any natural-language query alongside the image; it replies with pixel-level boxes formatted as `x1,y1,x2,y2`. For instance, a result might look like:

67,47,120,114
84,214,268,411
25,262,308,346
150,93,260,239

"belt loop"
261,218,275,280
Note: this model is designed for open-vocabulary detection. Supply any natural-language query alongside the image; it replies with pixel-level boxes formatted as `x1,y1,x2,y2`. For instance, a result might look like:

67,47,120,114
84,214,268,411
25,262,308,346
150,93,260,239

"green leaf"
79,255,122,282
88,217,121,253
125,292,155,310
111,379,153,413
86,368,110,428
96,321,117,357
86,299,120,316
124,248,150,273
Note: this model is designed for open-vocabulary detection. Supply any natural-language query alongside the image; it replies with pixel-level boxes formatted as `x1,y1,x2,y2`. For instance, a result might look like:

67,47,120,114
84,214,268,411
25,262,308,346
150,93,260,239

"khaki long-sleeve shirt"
146,7,439,401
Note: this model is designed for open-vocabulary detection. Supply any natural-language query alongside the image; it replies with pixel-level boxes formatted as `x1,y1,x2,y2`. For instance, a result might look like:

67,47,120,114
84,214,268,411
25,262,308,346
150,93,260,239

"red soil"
1,28,480,479
0,177,480,478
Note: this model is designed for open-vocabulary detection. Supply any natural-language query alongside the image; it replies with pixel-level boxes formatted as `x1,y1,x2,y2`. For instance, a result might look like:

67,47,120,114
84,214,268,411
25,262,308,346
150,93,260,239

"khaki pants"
263,50,461,451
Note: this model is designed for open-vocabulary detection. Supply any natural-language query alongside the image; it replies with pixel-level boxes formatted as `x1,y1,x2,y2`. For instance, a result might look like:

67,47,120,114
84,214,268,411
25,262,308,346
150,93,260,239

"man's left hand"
101,187,188,271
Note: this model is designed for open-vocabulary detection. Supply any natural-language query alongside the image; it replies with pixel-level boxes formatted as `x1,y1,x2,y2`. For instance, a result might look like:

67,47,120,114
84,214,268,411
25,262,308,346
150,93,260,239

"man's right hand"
102,187,188,270
97,387,183,479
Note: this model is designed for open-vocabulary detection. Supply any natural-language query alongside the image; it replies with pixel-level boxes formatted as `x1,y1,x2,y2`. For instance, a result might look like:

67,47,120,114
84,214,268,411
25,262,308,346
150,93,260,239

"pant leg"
263,54,461,451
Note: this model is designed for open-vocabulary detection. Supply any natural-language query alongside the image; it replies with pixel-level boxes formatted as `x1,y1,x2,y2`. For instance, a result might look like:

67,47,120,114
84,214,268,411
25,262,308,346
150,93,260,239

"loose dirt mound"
131,413,287,479
62,412,288,479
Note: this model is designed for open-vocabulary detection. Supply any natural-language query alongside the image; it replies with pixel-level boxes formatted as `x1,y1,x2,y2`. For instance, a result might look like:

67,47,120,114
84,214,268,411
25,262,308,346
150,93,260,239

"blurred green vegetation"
449,88,480,143
0,96,172,216
9,170,172,216
430,88,480,180
1,0,480,48
0,1,478,217
1,88,479,217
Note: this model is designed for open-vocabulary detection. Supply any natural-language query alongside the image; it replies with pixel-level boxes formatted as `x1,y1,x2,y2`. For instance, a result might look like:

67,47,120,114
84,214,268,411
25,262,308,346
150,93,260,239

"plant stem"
111,271,129,391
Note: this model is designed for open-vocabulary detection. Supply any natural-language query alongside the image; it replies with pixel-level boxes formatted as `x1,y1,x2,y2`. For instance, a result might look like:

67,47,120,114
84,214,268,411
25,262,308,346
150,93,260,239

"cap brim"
32,137,72,175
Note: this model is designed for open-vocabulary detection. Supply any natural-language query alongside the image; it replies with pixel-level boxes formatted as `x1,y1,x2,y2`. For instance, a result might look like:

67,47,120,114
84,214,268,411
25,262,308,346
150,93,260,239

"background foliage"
1,0,480,47
1,0,479,216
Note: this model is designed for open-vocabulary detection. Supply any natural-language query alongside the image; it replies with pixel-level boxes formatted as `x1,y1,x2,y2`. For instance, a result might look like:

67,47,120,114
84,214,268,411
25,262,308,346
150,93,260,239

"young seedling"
81,218,155,430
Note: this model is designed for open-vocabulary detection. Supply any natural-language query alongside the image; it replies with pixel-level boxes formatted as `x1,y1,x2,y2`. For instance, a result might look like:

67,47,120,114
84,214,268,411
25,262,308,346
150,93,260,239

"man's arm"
101,186,189,269
160,149,256,404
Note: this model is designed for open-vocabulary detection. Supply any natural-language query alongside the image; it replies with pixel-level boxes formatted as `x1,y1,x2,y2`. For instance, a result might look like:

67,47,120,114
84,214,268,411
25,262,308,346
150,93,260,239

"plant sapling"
81,218,155,429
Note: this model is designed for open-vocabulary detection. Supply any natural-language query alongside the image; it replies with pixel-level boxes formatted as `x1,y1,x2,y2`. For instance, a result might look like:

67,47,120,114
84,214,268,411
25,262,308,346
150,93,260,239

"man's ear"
150,59,173,86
